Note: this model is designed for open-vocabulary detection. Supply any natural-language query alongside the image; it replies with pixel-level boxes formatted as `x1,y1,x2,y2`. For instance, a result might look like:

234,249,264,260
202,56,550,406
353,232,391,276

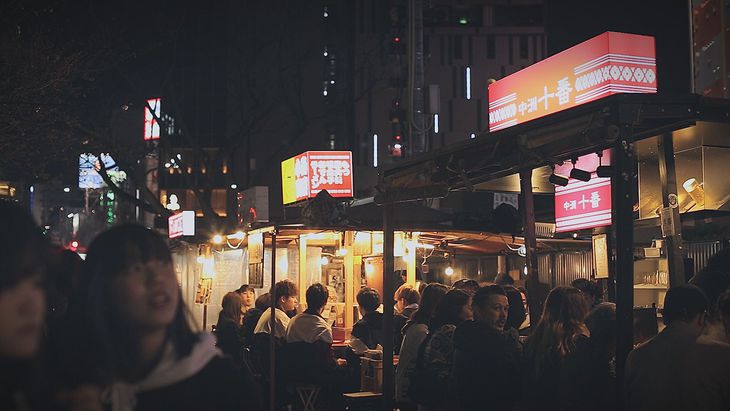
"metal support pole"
613,137,635,403
268,230,277,411
657,132,685,286
520,169,543,322
382,202,395,410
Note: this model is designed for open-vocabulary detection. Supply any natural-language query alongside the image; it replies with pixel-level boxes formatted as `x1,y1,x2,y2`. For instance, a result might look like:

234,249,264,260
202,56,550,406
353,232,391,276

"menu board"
593,234,609,279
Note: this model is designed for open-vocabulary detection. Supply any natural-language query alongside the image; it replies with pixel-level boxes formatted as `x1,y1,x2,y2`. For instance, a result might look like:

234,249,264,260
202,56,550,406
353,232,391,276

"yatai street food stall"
377,31,730,408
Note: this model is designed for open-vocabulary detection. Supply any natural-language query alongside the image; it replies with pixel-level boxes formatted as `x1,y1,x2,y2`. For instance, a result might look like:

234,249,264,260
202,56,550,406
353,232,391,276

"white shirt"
286,312,333,344
253,308,290,338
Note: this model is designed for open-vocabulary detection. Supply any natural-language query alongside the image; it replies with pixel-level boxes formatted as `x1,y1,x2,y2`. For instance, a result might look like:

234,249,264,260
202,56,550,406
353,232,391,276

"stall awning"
378,93,730,197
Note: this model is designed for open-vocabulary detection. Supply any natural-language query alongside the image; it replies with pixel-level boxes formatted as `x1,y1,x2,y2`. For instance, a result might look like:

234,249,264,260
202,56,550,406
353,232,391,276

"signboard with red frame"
488,32,657,132
168,210,195,238
281,151,353,205
554,151,612,233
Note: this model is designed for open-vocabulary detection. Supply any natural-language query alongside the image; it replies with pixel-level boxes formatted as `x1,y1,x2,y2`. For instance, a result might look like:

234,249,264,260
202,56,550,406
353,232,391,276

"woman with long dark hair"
65,225,261,411
215,292,244,363
0,201,49,411
524,286,589,411
395,283,449,406
414,289,473,410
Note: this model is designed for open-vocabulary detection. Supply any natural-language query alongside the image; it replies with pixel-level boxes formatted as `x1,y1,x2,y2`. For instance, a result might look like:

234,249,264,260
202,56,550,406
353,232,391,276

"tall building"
324,1,546,197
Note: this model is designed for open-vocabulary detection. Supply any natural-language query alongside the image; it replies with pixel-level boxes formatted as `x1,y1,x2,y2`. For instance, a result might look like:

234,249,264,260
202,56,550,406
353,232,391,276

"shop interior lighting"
569,158,591,182
321,256,330,266
548,165,569,187
445,265,454,276
212,234,223,244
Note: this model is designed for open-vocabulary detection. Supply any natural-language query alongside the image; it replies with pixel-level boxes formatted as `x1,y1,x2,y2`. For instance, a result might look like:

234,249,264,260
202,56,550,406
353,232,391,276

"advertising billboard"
78,154,127,189
488,32,657,132
144,98,161,140
168,210,195,238
554,151,612,233
281,151,353,205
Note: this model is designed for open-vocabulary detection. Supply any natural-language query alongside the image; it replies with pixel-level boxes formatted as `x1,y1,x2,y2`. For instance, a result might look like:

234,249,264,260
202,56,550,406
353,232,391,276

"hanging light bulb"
445,266,454,276
321,256,330,266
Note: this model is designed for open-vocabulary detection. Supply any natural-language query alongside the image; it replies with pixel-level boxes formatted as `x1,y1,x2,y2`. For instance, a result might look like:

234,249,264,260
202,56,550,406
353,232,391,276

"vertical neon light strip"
466,67,471,100
373,134,378,167
434,114,439,133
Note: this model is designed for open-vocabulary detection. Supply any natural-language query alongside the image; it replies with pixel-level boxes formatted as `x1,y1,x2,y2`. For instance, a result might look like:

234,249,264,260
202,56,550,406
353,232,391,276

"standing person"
689,249,730,342
523,286,589,411
625,284,730,411
214,292,244,363
393,284,420,354
0,202,49,411
453,285,523,411
349,287,384,354
560,302,616,411
236,284,256,315
451,278,480,296
571,278,603,310
66,224,261,411
412,289,472,411
253,279,298,341
395,283,448,408
503,285,528,338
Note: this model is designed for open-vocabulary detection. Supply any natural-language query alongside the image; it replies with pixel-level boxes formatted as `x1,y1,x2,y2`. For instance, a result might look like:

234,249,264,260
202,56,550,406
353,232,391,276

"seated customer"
215,292,245,363
453,285,522,411
254,279,298,340
283,284,338,382
350,287,384,354
286,283,333,345
241,292,270,347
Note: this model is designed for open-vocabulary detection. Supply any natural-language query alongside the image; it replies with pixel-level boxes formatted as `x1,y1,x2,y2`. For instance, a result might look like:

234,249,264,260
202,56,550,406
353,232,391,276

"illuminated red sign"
281,151,353,205
554,151,612,233
168,210,195,238
144,98,161,140
489,32,656,132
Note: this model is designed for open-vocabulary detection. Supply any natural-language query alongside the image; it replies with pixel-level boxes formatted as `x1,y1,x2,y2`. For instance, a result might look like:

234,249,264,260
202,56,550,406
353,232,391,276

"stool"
294,384,321,411
343,391,382,411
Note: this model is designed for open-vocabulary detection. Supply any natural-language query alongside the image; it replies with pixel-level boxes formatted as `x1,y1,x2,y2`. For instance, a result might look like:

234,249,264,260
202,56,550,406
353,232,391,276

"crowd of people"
4,198,730,411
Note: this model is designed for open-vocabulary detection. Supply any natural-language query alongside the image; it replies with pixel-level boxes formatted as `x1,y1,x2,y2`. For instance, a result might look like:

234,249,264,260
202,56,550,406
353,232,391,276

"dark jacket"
214,317,243,363
351,312,384,350
524,334,588,411
559,336,615,411
134,356,262,411
394,305,418,354
241,308,263,347
453,320,523,410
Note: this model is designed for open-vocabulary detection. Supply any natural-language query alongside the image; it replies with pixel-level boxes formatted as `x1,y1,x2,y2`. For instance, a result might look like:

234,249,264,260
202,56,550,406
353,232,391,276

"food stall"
377,31,730,409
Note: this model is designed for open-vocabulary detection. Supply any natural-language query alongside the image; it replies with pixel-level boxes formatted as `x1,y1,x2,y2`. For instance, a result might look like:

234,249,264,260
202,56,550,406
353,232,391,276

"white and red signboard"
488,32,657,132
168,210,195,238
144,98,161,141
554,151,612,233
281,151,353,204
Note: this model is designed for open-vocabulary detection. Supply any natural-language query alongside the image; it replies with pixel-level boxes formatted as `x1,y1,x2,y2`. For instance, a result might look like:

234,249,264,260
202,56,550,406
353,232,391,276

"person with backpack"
395,283,448,409
410,289,472,410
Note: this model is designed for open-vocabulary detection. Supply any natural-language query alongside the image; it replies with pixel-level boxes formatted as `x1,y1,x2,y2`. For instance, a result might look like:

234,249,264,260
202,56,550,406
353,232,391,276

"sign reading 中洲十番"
554,150,612,233
488,32,656,132
281,151,353,205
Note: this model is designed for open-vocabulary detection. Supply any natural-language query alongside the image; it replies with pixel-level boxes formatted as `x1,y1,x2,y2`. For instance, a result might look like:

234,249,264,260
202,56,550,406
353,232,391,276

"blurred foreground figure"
0,201,50,411
625,285,730,411
62,225,261,411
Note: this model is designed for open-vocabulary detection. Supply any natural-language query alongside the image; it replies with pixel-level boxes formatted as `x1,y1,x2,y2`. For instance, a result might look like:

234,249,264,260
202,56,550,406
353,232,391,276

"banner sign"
488,32,656,132
554,150,612,232
168,210,195,238
281,151,353,205
144,98,161,140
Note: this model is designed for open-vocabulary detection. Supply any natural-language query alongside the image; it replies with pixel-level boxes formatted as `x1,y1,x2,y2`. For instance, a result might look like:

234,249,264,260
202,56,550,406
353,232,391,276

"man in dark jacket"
453,285,523,411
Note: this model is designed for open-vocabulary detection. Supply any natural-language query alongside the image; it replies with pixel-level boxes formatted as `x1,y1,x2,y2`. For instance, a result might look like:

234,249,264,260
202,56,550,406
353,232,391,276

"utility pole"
407,0,426,155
